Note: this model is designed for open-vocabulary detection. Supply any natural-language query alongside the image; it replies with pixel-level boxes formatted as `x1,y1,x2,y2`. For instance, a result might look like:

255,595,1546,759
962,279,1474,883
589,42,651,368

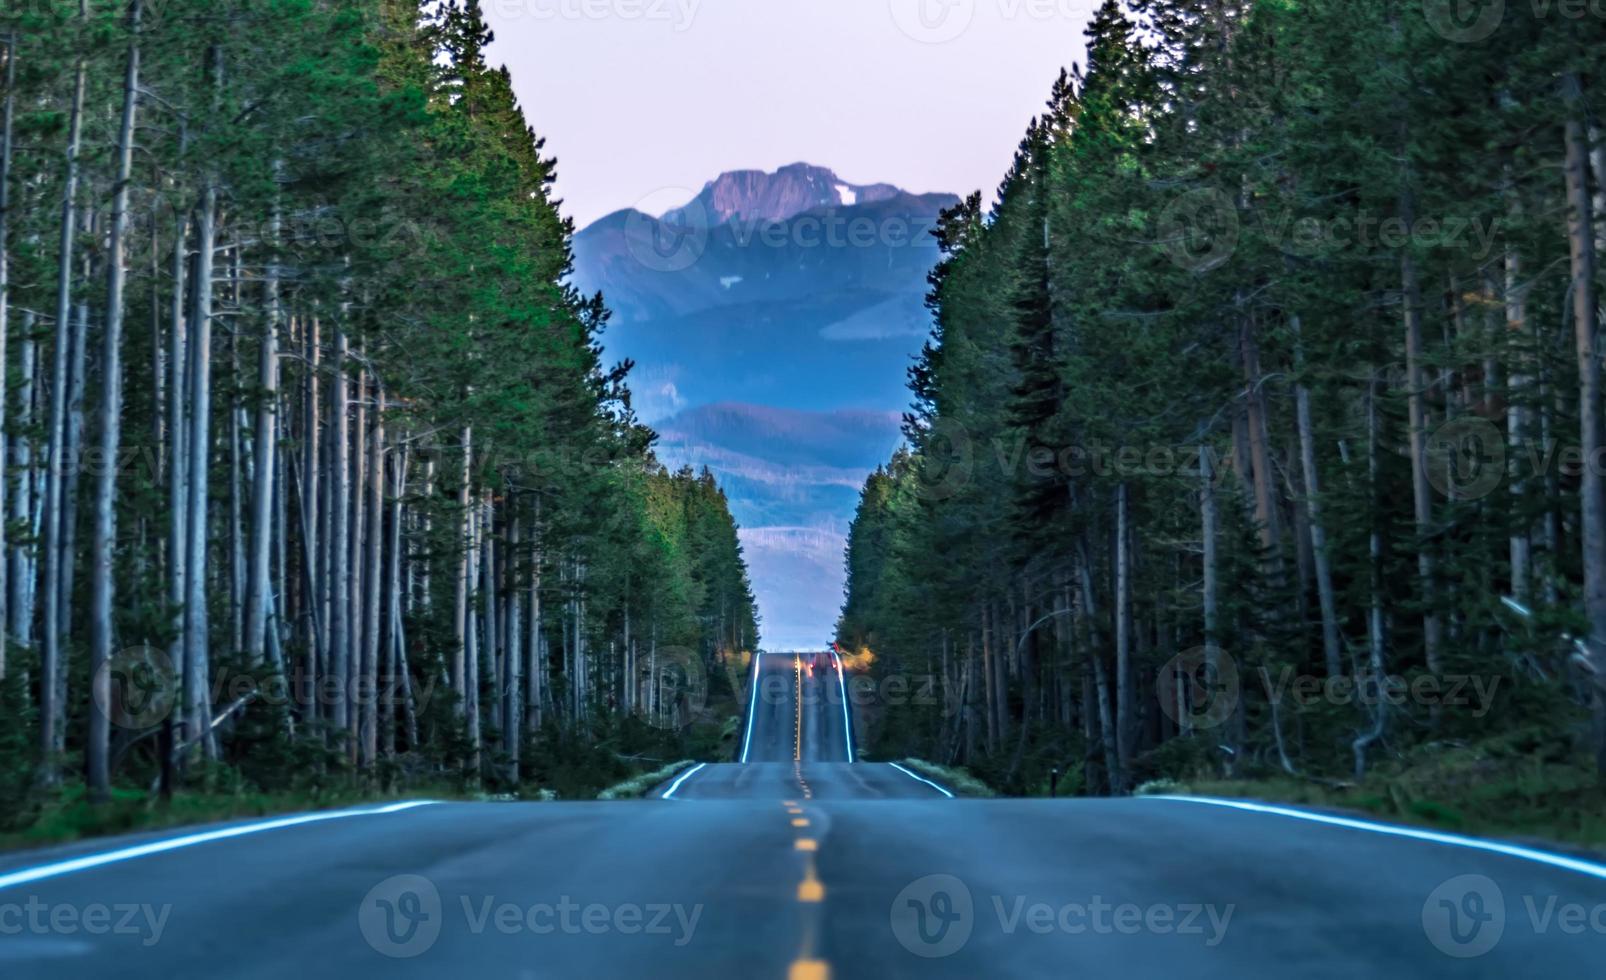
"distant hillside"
575,164,952,648
572,163,957,418
652,402,905,650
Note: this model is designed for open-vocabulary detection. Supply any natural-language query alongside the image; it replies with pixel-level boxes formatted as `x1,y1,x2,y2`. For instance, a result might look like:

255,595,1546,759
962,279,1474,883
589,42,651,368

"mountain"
666,162,904,226
572,164,953,648
572,164,959,419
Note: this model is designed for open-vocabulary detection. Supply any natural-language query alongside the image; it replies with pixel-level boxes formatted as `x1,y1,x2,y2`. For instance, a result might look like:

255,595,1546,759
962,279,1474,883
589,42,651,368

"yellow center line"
797,875,825,903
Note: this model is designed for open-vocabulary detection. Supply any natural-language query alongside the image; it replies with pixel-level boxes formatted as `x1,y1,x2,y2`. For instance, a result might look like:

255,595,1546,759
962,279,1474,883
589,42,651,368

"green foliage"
838,0,1606,812
0,0,758,839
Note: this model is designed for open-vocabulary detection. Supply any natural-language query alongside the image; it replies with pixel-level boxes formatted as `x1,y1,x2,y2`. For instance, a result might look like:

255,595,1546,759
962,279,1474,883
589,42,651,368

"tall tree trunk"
348,367,366,749
301,317,320,717
244,195,279,665
0,29,15,680
1200,445,1219,741
526,506,542,735
1115,482,1134,781
1505,222,1531,604
1562,74,1606,775
88,0,143,801
8,316,33,653
39,0,90,782
386,444,411,754
452,427,471,714
1354,371,1389,778
1292,315,1342,676
360,386,382,767
183,179,218,763
1239,314,1283,565
328,328,350,749
166,201,188,739
504,512,522,781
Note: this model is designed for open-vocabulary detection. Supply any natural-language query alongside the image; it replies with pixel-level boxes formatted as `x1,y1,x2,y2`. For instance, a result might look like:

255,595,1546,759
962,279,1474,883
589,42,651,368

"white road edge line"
739,652,762,764
1153,795,1606,882
829,648,854,763
662,762,708,800
889,762,954,798
0,800,440,892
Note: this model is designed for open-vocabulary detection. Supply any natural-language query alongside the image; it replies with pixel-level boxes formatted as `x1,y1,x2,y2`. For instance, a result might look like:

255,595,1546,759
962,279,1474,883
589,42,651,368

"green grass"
1181,737,1606,851
0,782,467,854
596,760,695,800
902,758,996,798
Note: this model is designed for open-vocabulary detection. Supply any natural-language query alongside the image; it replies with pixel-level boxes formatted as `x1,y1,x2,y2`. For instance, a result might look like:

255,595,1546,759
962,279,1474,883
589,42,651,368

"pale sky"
482,0,1102,228
480,0,1103,649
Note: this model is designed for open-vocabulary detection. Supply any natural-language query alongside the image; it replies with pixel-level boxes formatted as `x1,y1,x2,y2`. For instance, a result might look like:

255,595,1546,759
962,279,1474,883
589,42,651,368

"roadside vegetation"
836,0,1606,850
0,0,758,847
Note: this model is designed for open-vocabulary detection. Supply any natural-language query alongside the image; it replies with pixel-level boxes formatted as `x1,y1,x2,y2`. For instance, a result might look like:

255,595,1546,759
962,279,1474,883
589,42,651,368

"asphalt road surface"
2,651,1603,977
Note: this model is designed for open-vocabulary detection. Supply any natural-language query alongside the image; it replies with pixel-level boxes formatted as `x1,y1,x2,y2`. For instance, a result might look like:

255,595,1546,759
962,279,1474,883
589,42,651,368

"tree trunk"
182,177,218,763
88,0,143,801
1200,445,1219,740
301,317,320,717
348,367,366,749
39,1,89,782
244,198,279,665
1563,74,1606,775
1114,482,1134,780
328,327,350,748
453,427,471,713
1292,315,1342,676
504,512,522,781
1354,371,1389,778
8,317,33,653
360,386,383,767
0,30,15,680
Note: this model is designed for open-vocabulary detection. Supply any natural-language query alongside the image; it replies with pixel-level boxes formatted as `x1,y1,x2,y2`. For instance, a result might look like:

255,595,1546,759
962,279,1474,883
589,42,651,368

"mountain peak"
669,163,902,226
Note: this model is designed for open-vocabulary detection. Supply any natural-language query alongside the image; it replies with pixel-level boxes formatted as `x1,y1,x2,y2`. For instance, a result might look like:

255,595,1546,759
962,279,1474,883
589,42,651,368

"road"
1,650,1603,977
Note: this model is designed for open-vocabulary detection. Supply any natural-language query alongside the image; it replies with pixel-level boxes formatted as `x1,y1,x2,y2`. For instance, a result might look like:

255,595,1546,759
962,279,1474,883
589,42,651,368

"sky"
480,0,1103,649
481,0,1102,229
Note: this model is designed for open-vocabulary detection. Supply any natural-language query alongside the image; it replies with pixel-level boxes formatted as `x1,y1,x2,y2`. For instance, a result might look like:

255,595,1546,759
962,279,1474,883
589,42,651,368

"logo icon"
638,645,709,730
359,874,442,959
93,645,179,730
889,0,976,44
1157,646,1239,731
625,188,708,273
1157,188,1239,273
1422,874,1504,958
1421,0,1504,43
1423,416,1504,501
910,417,974,502
890,874,974,958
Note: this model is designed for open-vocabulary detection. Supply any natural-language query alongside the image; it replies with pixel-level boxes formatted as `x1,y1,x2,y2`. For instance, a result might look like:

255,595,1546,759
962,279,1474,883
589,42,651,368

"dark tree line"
839,0,1606,798
0,0,758,819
